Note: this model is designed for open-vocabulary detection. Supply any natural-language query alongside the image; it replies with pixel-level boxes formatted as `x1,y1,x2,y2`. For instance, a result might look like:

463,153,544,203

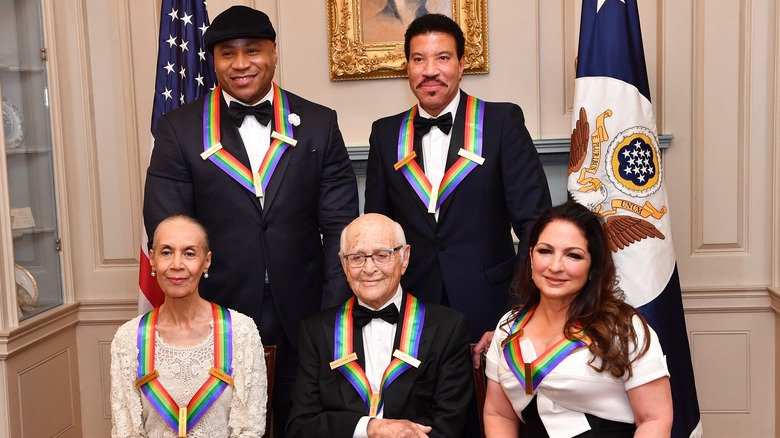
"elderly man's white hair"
339,213,407,254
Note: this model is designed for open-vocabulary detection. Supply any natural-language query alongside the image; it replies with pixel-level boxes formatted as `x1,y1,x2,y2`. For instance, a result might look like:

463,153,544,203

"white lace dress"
110,309,267,437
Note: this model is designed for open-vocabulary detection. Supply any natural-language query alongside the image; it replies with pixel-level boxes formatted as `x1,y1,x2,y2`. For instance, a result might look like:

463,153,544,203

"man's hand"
472,330,494,368
367,418,432,438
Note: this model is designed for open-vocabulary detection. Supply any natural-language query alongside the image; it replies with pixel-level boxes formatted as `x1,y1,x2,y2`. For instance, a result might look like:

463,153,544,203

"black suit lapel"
261,90,296,213
438,92,468,220
216,95,264,215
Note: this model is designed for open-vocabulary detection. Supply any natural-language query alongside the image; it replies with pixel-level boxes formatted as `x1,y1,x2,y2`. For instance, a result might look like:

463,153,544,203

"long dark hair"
507,201,650,378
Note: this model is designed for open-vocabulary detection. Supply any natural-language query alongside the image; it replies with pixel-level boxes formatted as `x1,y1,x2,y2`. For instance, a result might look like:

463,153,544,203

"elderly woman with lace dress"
110,215,267,437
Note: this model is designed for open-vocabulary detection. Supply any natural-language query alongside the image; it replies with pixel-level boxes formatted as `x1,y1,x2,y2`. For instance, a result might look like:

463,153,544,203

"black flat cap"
204,6,276,52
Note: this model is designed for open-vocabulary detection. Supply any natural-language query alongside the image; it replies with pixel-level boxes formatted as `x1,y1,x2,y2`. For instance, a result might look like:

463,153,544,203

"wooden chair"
262,345,276,438
470,343,487,438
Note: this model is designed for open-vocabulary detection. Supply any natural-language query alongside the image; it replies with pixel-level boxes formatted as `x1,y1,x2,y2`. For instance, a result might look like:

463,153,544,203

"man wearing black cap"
143,6,359,436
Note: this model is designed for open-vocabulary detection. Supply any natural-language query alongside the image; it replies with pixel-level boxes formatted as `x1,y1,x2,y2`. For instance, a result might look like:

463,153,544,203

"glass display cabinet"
1,0,62,322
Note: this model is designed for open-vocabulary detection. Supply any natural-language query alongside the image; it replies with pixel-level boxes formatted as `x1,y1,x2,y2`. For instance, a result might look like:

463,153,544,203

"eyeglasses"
342,246,404,268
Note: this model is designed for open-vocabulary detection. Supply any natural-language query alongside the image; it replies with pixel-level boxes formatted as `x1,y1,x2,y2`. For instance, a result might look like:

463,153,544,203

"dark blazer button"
262,222,269,230
438,244,446,251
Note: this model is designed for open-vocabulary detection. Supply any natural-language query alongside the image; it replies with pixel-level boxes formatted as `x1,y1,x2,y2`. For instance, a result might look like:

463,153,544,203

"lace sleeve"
110,317,147,438
228,311,268,437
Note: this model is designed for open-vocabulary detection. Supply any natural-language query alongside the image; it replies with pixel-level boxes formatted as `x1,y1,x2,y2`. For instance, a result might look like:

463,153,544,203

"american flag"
569,0,702,436
139,0,216,311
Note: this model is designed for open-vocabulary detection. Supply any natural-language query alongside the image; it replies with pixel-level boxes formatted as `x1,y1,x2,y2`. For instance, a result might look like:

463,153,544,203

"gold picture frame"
327,0,489,81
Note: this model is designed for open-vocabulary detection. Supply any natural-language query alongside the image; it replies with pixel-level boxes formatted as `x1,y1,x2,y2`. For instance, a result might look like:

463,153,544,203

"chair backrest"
262,345,276,438
470,343,487,438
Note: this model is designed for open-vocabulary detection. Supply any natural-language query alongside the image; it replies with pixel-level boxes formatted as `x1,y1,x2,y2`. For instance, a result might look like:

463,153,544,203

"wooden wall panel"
667,0,774,288
693,0,745,250
75,300,136,436
4,321,82,438
687,308,775,437
17,349,78,436
82,0,140,263
692,331,749,412
47,0,140,301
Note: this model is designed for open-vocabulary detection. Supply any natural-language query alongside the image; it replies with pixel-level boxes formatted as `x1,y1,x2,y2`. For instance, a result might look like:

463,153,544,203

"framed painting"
327,0,489,80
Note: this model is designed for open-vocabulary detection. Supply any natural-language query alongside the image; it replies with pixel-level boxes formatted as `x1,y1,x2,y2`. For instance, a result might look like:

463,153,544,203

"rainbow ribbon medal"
201,83,296,198
394,96,485,214
331,294,426,416
502,306,589,395
256,83,296,197
135,303,233,437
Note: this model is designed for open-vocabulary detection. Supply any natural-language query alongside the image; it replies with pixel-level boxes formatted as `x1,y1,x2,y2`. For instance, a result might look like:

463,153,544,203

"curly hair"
505,202,650,378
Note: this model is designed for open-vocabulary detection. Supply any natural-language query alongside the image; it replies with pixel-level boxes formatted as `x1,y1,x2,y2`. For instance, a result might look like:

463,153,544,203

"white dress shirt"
418,92,460,220
222,88,274,207
352,287,404,438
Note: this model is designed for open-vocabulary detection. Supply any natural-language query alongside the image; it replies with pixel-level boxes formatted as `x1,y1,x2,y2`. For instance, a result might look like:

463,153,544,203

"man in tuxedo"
287,213,472,438
364,14,551,349
142,6,358,436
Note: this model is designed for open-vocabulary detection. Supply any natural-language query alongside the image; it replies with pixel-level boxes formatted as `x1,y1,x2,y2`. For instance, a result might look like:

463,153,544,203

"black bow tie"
413,113,453,136
228,100,273,127
353,304,399,328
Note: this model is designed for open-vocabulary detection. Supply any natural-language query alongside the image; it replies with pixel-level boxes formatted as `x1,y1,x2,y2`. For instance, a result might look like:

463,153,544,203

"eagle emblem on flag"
568,106,667,253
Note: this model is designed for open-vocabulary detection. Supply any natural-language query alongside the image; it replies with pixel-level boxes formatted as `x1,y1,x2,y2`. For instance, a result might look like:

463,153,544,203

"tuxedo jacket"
286,294,473,438
143,88,359,344
364,91,552,341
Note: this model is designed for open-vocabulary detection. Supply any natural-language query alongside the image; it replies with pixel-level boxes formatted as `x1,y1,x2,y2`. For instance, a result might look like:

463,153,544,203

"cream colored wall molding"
682,286,772,314
769,287,780,313
0,303,79,359
76,299,138,325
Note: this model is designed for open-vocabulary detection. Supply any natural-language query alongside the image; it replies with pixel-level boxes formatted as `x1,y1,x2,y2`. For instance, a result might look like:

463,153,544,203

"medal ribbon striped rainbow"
202,83,295,197
136,303,233,436
502,306,588,395
396,96,484,212
333,294,425,415
256,83,294,194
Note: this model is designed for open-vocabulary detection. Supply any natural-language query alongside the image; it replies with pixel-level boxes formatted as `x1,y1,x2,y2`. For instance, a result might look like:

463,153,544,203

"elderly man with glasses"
287,213,473,438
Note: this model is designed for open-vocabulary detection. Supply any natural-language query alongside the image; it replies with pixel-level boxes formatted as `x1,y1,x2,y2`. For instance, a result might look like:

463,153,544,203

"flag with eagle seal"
569,1,702,436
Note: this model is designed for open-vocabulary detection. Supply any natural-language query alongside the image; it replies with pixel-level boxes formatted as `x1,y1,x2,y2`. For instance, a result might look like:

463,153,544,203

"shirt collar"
222,86,275,108
357,285,404,312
